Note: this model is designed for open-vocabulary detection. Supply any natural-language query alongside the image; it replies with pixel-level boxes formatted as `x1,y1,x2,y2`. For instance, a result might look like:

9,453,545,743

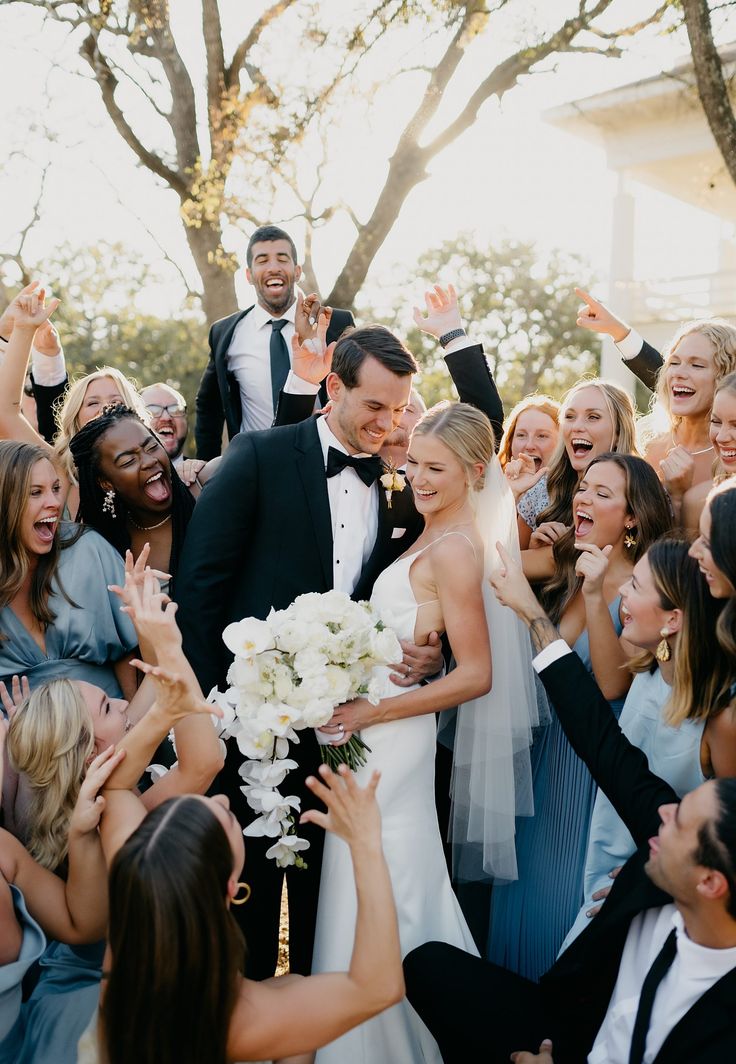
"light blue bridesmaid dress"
0,525,137,697
560,666,705,951
486,599,625,981
0,886,101,1064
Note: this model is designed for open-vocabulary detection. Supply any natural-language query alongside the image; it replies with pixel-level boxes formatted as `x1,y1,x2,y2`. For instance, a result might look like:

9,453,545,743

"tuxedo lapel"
214,308,251,437
294,418,333,590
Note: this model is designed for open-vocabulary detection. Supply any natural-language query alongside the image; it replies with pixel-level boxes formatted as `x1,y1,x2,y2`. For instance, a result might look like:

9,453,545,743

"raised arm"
0,284,60,448
490,545,676,846
575,287,663,393
228,764,403,1061
4,746,124,943
413,284,504,446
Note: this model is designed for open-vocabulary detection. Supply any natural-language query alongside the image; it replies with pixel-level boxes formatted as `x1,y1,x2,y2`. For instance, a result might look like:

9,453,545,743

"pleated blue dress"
486,600,624,981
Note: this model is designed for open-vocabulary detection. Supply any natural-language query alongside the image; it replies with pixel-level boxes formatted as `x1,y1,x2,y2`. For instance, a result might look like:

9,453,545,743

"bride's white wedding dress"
312,536,479,1064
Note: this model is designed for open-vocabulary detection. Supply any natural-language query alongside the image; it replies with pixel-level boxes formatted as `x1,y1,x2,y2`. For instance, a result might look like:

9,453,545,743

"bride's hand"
327,697,377,736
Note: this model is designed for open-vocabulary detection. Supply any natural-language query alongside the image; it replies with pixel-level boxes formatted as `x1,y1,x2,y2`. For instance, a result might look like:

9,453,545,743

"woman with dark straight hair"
83,649,404,1064
690,477,736,659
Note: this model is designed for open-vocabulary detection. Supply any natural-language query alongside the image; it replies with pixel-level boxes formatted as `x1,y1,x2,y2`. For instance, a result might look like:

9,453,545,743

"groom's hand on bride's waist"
389,632,443,687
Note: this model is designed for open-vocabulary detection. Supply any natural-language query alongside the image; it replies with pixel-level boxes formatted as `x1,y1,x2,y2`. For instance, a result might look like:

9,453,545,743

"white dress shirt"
227,295,300,433
616,328,645,361
316,414,378,594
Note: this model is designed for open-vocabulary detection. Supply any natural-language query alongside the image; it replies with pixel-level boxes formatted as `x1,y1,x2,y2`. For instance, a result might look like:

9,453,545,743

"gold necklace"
670,432,713,458
127,513,172,531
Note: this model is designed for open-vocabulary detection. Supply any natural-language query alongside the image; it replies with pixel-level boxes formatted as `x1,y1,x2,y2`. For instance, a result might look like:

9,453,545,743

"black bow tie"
326,447,383,487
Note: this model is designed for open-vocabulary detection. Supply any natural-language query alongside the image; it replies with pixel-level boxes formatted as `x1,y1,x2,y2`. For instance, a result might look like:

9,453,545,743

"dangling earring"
231,881,251,906
102,488,117,518
656,629,671,662
623,525,637,551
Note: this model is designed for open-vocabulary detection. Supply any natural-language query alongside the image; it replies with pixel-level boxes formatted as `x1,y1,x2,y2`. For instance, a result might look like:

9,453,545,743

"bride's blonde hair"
411,401,494,488
8,678,94,870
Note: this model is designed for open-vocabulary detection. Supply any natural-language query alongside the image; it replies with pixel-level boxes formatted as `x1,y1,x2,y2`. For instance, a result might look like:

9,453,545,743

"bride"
314,400,536,1063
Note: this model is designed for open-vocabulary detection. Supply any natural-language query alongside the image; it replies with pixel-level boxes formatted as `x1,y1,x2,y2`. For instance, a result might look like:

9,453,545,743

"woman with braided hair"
70,406,195,592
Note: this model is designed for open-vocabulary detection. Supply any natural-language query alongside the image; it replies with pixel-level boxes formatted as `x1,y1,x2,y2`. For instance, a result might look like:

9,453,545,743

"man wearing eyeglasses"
141,382,190,468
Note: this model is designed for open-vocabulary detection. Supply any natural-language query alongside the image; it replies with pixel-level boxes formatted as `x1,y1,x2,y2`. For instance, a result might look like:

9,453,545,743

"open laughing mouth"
570,437,594,459
575,508,594,537
34,516,58,544
143,470,171,503
671,385,695,401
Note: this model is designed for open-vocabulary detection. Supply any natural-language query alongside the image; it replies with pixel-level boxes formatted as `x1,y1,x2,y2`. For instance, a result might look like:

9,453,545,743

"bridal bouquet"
209,590,401,867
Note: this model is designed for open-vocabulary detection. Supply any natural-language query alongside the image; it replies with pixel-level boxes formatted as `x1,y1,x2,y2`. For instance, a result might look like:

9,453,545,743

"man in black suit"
194,224,354,458
177,322,448,981
404,552,736,1064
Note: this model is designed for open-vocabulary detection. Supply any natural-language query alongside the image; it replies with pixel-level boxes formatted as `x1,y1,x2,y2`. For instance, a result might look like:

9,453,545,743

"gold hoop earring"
231,881,251,906
656,629,671,663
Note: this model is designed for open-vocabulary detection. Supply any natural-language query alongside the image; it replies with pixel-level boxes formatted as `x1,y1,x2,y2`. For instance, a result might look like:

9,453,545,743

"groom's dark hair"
333,325,417,389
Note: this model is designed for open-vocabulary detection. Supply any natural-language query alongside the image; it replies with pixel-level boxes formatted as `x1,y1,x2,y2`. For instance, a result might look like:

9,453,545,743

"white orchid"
223,617,274,659
266,834,311,868
239,757,299,788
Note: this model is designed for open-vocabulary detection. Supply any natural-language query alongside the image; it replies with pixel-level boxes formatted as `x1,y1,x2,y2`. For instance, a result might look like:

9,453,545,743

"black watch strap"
439,328,466,348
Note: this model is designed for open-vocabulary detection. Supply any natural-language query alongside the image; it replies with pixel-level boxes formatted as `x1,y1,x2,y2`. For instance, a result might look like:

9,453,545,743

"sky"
0,0,732,319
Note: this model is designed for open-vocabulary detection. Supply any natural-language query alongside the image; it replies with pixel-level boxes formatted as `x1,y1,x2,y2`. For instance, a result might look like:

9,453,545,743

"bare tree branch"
682,0,736,186
226,0,297,90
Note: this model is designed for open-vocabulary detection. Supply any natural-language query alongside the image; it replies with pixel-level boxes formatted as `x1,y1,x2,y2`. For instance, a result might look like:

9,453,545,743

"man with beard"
141,382,190,467
194,224,354,459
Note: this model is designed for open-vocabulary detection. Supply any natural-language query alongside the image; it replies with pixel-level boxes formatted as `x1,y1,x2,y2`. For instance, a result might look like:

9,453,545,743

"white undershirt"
0,336,67,386
316,414,378,594
227,296,300,433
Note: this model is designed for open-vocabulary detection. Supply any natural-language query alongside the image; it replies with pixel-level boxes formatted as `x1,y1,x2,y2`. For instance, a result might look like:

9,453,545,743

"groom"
176,323,441,979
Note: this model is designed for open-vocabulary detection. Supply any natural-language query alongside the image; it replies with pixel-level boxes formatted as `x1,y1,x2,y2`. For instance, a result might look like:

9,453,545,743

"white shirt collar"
674,908,736,978
251,288,302,330
315,413,373,465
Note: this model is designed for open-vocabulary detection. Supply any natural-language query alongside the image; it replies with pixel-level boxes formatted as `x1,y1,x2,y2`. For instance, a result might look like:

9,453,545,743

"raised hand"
69,745,126,837
177,458,206,488
33,318,61,357
290,308,336,385
0,674,30,720
412,283,463,340
660,445,695,500
574,542,613,597
110,565,179,657
505,452,548,499
301,763,382,849
294,291,332,343
529,521,569,549
490,542,542,621
129,658,222,722
575,287,630,343
10,285,60,331
0,280,40,337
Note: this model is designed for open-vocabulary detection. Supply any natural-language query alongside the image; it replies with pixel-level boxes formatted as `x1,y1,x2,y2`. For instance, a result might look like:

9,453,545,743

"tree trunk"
682,0,736,186
184,221,239,324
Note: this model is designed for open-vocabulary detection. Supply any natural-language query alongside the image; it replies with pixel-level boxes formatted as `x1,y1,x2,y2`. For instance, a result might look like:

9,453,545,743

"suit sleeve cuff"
532,639,572,673
443,336,476,355
284,370,320,396
616,328,644,361
31,347,67,386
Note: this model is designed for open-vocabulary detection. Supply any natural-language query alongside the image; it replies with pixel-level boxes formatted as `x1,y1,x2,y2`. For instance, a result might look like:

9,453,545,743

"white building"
546,47,736,388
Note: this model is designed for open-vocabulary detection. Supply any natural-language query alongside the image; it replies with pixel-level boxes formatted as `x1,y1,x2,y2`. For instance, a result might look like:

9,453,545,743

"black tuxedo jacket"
537,651,736,1063
194,305,354,459
30,373,68,445
275,342,505,450
624,338,663,394
176,416,423,697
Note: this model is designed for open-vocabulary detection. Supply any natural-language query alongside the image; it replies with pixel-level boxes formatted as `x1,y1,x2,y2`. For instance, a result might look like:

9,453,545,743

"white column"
602,173,636,391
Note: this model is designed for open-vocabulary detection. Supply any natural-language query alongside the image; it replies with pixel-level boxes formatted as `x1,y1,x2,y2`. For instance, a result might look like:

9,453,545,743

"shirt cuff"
532,639,571,674
30,346,66,386
443,335,476,355
615,328,644,361
284,370,320,396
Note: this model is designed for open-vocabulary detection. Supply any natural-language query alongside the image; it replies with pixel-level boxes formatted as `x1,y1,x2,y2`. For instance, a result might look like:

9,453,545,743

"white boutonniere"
380,463,405,509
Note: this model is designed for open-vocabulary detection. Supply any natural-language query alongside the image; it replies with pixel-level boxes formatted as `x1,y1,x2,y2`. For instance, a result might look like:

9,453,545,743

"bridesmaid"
487,453,671,980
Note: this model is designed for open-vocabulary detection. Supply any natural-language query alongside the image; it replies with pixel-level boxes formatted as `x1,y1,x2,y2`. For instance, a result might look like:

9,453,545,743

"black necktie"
269,318,290,412
628,928,677,1064
326,447,383,487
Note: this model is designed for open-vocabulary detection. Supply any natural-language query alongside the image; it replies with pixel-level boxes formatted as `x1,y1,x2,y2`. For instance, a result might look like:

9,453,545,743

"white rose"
323,664,353,704
293,647,329,679
371,625,402,665
301,697,335,727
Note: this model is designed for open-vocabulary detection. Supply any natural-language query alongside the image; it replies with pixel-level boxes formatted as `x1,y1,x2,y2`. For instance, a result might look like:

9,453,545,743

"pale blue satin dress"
0,886,101,1064
560,666,705,951
0,526,137,697
487,600,625,981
